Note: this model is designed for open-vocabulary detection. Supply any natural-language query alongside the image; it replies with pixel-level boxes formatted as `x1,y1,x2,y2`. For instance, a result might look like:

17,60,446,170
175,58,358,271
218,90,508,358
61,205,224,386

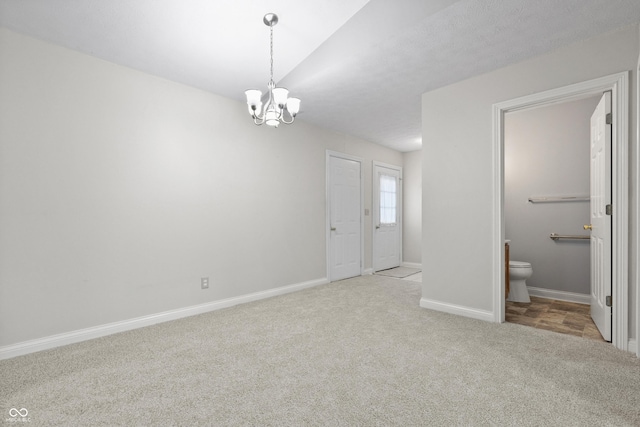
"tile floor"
506,296,606,342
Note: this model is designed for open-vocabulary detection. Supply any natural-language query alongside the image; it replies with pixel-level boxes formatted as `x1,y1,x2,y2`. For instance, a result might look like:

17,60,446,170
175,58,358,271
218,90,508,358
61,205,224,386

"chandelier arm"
250,107,265,123
279,111,296,125
251,109,266,125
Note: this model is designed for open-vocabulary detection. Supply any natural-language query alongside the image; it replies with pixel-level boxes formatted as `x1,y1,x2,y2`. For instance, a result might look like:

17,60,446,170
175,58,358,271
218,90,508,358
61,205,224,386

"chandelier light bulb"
245,90,262,107
272,87,289,108
286,98,301,116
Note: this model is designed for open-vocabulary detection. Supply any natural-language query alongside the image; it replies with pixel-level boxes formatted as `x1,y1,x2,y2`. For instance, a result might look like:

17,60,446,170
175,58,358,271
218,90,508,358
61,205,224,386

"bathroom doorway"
492,72,630,352
503,95,603,340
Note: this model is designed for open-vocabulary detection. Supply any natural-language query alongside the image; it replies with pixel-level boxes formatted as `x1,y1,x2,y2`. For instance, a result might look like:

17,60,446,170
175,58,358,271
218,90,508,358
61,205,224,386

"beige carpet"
2,275,640,426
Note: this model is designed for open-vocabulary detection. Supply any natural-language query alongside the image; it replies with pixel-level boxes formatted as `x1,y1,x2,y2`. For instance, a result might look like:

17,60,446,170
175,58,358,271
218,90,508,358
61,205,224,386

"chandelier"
245,13,301,127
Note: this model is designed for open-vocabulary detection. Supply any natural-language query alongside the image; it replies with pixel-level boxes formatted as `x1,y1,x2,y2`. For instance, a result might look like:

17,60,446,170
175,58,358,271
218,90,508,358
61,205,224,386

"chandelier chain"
269,24,274,85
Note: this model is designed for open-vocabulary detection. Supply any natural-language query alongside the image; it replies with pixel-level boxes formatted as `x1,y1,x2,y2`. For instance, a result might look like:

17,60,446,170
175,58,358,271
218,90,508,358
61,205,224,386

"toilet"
508,260,533,303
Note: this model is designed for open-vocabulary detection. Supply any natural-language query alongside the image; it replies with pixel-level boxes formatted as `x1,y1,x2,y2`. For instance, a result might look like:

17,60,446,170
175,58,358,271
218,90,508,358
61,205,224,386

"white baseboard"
628,339,637,356
0,277,329,360
363,268,374,275
527,286,590,305
401,262,422,269
420,298,494,322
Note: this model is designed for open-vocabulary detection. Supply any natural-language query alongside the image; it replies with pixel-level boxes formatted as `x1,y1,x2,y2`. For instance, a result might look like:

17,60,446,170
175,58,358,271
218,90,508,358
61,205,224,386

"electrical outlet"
201,277,209,289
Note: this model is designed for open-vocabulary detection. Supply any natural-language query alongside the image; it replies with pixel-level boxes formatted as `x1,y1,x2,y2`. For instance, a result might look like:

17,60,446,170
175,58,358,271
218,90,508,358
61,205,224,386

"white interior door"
589,91,612,342
329,155,362,281
373,163,401,272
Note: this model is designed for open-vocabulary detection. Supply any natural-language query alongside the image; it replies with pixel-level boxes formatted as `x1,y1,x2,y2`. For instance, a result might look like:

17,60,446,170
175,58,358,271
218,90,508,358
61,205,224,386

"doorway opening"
492,72,629,351
503,95,605,341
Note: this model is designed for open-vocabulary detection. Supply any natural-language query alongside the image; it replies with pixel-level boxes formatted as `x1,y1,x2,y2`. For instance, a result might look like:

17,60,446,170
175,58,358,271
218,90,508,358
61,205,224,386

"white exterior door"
328,154,362,281
373,163,401,272
589,92,612,342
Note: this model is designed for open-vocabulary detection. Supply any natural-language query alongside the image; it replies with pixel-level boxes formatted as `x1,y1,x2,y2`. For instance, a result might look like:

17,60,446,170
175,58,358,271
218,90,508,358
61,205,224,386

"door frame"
636,54,640,358
372,161,403,272
326,150,364,281
492,72,630,351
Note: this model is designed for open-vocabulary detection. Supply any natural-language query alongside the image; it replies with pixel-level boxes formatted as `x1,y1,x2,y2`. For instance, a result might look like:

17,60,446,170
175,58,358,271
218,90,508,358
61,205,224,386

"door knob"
330,227,336,231
376,225,380,229
583,224,593,230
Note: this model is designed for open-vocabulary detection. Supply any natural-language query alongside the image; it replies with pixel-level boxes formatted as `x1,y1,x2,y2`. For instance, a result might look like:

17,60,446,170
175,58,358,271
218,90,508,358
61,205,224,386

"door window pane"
380,174,397,225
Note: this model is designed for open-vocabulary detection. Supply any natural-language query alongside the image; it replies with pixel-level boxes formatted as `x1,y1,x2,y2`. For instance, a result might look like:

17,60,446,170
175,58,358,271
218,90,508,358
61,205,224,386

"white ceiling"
1,0,640,152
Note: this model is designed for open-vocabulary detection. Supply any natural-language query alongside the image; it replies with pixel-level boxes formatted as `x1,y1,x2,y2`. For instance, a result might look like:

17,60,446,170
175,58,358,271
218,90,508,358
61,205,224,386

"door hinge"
606,204,613,215
606,296,612,307
606,113,612,125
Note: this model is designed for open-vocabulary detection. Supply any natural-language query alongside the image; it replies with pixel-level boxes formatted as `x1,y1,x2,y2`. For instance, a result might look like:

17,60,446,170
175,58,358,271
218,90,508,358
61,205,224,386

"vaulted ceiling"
2,0,640,152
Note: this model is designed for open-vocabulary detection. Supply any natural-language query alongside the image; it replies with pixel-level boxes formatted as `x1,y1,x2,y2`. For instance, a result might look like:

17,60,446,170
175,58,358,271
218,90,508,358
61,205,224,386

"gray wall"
505,96,600,296
402,150,422,265
0,28,405,347
422,25,638,339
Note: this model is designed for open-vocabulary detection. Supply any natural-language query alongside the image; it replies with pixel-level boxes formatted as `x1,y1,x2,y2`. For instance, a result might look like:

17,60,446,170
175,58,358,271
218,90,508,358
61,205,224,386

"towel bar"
549,233,590,241
529,196,589,203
